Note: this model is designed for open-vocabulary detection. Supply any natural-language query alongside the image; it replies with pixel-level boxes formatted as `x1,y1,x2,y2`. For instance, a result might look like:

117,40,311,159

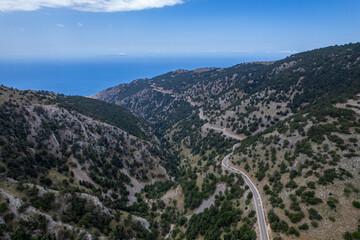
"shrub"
10,229,31,240
328,135,344,145
179,216,187,226
307,181,316,189
286,180,298,189
353,232,360,240
290,201,301,211
285,210,305,223
343,232,353,240
301,191,322,205
295,186,307,196
353,201,360,209
248,210,256,218
344,188,352,197
268,210,280,223
0,202,7,214
31,192,55,211
289,226,300,237
299,223,309,230
308,208,322,220
327,197,339,209
4,212,14,223
311,221,318,228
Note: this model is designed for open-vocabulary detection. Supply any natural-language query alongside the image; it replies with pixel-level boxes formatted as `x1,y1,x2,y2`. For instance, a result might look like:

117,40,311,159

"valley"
1,43,360,240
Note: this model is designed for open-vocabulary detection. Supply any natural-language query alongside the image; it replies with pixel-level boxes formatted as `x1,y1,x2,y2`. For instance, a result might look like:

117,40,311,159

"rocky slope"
1,43,360,240
0,86,176,239
90,43,360,240
91,43,360,151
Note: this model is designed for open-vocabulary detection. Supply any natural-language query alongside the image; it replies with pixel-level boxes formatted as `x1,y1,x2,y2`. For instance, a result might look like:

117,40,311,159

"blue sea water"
0,56,281,96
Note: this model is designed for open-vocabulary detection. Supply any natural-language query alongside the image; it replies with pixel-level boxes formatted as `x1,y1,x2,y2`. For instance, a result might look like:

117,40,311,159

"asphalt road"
152,89,270,240
198,106,270,240
222,147,270,240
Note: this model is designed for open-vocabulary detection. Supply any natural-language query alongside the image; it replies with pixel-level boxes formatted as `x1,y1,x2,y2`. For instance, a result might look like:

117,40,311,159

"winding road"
222,146,270,240
199,108,246,140
199,107,270,240
150,85,270,240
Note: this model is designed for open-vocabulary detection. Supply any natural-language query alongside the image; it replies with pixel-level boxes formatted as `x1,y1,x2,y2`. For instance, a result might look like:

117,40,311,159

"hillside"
1,43,360,240
90,43,360,240
0,86,177,239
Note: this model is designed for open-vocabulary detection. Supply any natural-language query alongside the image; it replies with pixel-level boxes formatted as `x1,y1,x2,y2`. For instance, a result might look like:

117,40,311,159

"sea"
0,56,283,96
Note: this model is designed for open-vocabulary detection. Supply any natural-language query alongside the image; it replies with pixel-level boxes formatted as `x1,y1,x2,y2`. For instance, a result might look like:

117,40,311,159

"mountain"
0,86,177,239
91,43,360,240
1,43,360,240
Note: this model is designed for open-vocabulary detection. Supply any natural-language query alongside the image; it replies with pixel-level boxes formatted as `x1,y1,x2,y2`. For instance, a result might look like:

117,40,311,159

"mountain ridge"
90,42,360,240
1,43,360,239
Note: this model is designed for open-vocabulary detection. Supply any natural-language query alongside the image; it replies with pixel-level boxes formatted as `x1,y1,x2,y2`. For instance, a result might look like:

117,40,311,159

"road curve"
221,147,270,240
199,108,246,140
198,105,270,240
199,107,269,240
150,87,269,240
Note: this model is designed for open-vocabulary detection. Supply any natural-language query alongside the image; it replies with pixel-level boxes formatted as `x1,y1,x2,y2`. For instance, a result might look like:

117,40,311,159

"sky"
0,0,360,60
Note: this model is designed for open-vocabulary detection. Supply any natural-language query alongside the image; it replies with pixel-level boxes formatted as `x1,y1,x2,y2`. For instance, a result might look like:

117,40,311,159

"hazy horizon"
1,0,360,95
0,54,287,96
1,0,359,59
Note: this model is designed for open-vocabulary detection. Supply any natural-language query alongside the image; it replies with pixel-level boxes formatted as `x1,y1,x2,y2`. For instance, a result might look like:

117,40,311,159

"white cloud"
278,50,297,54
114,52,127,56
56,24,64,27
0,0,183,12
77,22,83,27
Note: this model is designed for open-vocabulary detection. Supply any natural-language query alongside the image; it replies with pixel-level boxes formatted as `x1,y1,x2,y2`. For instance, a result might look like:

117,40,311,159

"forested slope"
0,86,177,239
1,43,360,240
91,43,360,240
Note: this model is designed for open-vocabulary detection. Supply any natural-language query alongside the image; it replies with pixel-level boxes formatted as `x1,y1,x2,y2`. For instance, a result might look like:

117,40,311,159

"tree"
11,229,31,240
352,201,360,209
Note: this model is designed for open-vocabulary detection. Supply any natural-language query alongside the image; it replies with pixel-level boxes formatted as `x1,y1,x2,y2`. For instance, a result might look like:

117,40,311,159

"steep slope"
91,43,360,240
231,102,360,239
1,43,360,240
0,86,176,239
92,43,360,141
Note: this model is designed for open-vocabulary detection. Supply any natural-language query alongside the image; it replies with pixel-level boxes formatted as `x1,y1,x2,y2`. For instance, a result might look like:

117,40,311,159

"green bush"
285,210,305,223
307,181,316,189
353,232,360,240
289,226,300,237
10,229,31,240
4,212,14,223
31,192,55,212
328,135,344,145
327,197,339,209
299,223,309,230
301,191,322,205
308,208,322,221
343,232,353,240
0,202,7,214
311,221,318,228
353,201,360,209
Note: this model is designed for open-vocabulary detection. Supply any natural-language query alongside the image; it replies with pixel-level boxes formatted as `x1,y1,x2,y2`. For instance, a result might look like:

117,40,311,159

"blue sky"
1,0,360,59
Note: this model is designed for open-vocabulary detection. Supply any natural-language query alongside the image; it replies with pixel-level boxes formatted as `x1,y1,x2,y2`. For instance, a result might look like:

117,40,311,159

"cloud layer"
0,0,183,12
